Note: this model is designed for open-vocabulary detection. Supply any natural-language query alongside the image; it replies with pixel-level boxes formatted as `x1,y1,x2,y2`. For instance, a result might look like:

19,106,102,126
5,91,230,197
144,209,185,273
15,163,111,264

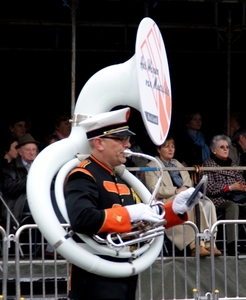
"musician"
65,107,201,300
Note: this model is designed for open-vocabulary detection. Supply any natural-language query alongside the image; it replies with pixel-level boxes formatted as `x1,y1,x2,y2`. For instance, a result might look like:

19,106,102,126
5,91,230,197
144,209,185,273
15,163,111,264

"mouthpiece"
123,149,133,157
123,149,150,160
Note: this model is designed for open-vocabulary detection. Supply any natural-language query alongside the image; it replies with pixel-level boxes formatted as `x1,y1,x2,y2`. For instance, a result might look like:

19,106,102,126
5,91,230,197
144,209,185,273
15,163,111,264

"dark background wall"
1,0,246,142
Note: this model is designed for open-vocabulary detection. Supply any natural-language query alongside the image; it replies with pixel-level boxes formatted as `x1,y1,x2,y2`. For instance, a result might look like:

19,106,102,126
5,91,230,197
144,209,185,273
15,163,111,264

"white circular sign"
136,17,172,145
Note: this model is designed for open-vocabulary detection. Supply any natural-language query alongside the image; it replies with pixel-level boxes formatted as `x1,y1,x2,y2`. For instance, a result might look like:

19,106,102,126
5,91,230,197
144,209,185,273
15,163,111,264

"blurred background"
1,0,246,141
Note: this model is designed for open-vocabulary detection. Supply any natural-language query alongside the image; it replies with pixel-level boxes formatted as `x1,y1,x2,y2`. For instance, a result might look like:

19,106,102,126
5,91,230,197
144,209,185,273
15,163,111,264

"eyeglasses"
101,136,130,143
219,145,229,150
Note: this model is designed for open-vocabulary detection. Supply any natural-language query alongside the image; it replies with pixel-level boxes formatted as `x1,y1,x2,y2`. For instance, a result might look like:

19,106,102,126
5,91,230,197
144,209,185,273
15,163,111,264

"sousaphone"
27,17,172,277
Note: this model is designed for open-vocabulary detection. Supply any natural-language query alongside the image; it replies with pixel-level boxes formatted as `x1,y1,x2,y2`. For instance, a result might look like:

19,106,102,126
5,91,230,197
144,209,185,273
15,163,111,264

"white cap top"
79,107,136,140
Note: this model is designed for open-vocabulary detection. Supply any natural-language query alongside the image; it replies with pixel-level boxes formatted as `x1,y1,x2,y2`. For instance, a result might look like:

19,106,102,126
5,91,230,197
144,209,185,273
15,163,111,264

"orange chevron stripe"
103,181,130,195
68,168,94,179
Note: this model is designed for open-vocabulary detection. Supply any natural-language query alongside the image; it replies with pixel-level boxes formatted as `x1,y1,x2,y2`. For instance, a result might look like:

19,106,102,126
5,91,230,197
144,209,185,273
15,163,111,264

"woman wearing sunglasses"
201,134,246,255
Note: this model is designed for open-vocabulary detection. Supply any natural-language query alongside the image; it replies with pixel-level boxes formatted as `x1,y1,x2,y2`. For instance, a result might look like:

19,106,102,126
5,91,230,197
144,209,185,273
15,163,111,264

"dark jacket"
229,142,246,180
1,155,28,228
175,131,203,166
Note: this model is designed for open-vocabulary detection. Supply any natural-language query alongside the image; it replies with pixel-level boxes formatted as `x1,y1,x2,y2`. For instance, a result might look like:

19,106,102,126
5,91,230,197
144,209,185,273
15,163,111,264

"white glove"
150,201,165,217
172,187,202,215
125,203,163,223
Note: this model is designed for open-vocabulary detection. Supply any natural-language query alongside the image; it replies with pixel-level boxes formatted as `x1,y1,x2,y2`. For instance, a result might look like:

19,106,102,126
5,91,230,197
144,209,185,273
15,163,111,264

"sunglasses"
219,145,229,150
101,136,130,143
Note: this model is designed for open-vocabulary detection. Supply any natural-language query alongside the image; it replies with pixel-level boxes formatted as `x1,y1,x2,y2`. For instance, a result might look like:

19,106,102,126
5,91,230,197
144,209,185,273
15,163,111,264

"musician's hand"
150,200,165,217
172,187,202,214
125,203,163,223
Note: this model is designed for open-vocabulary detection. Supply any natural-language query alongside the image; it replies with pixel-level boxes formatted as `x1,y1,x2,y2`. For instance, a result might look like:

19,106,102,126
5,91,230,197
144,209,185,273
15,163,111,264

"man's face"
10,121,26,138
95,135,131,169
239,134,246,152
18,143,38,163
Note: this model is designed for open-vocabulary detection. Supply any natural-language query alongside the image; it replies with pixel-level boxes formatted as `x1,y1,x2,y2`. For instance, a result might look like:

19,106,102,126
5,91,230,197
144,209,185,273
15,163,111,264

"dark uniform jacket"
65,154,187,300
65,155,137,236
65,155,141,300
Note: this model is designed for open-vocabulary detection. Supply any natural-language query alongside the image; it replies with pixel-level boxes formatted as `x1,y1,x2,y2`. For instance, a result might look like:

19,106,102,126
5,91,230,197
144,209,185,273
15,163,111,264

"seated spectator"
1,115,27,161
53,114,71,140
1,133,40,231
223,113,242,173
175,111,210,168
3,141,19,164
200,134,246,256
229,127,246,180
144,136,221,256
7,115,27,140
0,141,19,226
41,132,60,150
223,112,242,138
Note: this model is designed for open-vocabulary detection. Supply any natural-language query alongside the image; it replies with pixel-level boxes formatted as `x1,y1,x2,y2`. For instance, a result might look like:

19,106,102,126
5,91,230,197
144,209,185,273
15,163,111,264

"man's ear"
93,137,104,151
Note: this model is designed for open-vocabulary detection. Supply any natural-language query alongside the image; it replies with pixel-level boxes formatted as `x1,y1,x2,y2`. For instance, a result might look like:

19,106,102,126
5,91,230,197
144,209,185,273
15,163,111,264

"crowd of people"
1,107,246,298
174,111,246,256
1,109,246,256
144,136,221,257
0,113,71,258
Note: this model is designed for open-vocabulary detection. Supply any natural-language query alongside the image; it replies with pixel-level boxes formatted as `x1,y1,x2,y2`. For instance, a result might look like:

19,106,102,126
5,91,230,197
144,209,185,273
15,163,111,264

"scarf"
162,159,183,188
210,152,232,167
186,129,210,163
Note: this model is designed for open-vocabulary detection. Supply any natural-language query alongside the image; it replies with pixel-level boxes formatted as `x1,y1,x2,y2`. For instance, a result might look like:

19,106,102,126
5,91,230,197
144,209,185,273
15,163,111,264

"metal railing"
0,219,246,299
1,165,246,299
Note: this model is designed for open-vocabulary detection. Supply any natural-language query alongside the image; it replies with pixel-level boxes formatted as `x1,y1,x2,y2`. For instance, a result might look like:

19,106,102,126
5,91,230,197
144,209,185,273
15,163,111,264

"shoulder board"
68,159,94,179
